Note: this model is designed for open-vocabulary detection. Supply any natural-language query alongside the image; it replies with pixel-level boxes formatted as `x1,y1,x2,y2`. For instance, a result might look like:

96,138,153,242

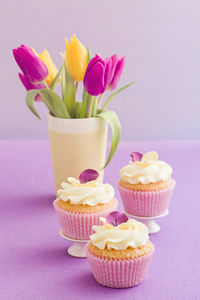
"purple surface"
1,140,200,300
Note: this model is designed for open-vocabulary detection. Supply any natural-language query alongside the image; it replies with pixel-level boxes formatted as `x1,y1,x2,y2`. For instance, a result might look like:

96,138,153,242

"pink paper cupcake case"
53,199,118,240
118,179,176,217
86,245,155,288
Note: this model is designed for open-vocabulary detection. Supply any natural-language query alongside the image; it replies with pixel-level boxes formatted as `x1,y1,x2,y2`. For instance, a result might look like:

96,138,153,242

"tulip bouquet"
13,35,134,166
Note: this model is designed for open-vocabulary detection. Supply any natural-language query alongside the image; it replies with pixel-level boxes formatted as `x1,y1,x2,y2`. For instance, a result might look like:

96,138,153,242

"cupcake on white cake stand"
118,151,175,234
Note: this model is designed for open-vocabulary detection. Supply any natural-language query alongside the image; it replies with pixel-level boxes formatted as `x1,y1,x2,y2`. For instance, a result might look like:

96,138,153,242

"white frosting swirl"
57,177,114,206
120,152,173,184
90,218,149,250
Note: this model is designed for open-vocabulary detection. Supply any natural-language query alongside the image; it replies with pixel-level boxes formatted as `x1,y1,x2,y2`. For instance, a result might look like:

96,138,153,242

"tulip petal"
86,54,101,72
19,73,44,101
109,56,125,90
83,61,105,96
19,73,44,91
49,64,63,91
103,58,112,92
38,49,59,87
13,48,26,75
65,35,88,82
13,45,48,83
108,54,119,85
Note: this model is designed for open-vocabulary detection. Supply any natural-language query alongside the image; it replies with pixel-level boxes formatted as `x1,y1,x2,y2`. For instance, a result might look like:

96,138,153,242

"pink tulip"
13,45,48,83
83,55,112,96
108,55,125,90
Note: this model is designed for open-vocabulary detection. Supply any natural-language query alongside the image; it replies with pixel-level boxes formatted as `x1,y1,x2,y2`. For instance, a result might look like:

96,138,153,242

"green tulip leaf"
97,110,121,168
80,89,90,118
80,47,92,118
62,58,76,118
26,88,70,119
50,65,63,91
39,88,70,118
26,89,41,119
61,59,66,102
75,101,82,118
102,81,135,111
87,46,92,62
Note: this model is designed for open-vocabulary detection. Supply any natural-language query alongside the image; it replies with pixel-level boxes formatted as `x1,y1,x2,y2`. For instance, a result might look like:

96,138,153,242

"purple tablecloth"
1,140,200,300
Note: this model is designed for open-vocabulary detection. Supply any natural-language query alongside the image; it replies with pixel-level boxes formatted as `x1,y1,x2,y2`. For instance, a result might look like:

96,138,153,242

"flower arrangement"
13,35,134,166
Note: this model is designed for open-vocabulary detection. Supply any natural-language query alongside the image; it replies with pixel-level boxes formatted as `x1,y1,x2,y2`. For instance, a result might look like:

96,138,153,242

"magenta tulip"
19,73,44,101
108,55,125,90
83,55,112,96
13,45,48,84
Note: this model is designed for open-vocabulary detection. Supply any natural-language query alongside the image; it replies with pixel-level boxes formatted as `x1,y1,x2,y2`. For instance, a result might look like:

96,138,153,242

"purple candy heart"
130,152,143,163
106,211,128,226
79,169,99,184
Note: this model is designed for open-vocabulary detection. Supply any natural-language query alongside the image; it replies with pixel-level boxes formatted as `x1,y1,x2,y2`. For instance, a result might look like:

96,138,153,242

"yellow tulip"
38,49,60,86
65,34,88,82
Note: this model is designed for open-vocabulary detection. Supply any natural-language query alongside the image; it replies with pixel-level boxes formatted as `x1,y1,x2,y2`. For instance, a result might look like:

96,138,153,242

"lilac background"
1,0,200,140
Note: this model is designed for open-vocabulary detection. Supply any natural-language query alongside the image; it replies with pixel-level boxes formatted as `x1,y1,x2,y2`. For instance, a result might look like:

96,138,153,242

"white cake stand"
59,229,89,258
126,209,169,234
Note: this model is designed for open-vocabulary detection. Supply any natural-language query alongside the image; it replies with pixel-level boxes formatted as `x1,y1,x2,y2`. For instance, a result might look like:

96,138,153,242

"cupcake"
86,211,154,288
118,151,176,217
53,169,118,240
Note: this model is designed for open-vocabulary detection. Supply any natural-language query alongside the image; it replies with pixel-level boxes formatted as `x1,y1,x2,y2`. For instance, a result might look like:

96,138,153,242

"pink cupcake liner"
118,179,176,217
86,245,155,288
53,199,118,240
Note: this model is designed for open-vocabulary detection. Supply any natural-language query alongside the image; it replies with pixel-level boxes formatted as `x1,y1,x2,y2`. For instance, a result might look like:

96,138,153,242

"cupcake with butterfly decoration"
118,151,176,217
53,169,118,240
86,211,154,288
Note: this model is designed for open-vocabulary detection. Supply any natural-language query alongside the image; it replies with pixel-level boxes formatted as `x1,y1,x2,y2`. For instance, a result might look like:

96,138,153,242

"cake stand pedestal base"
59,229,89,258
125,209,169,234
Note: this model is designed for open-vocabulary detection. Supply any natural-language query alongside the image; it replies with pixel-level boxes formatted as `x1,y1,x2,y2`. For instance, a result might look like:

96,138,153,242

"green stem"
87,96,94,118
102,81,135,111
92,97,97,117
97,93,104,109
74,82,79,104
42,80,49,89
